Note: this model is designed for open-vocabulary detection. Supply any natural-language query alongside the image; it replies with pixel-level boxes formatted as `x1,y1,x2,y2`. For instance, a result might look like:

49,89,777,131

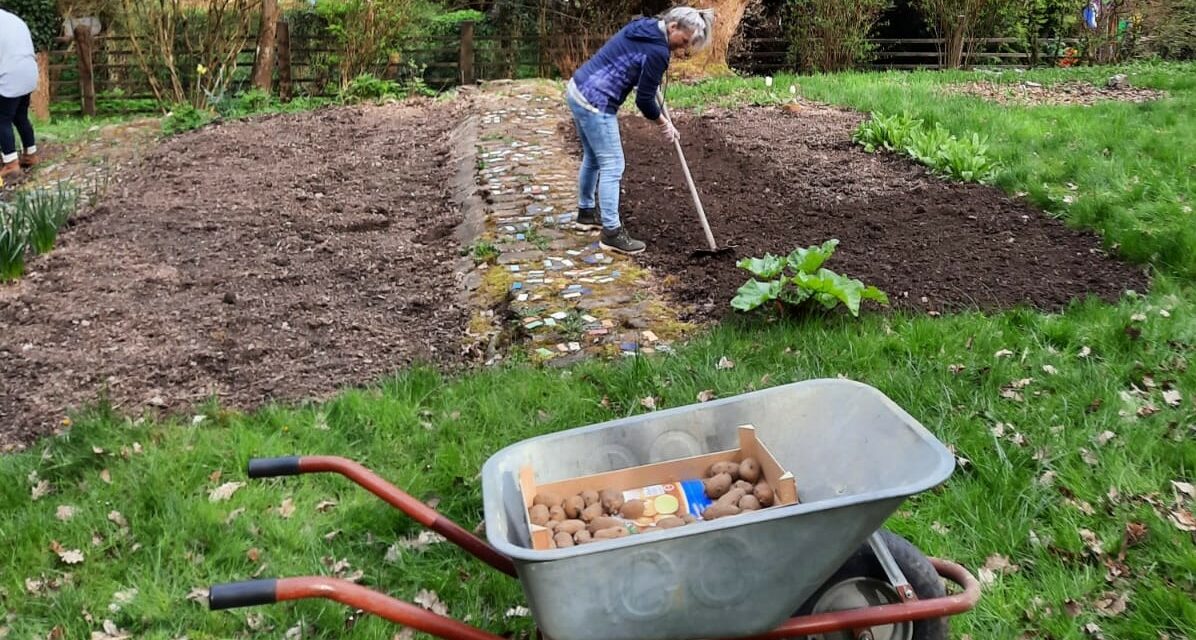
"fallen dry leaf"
931,521,950,535
1079,346,1092,358
324,529,341,541
977,554,1018,585
285,624,304,640
1168,508,1196,532
1037,470,1057,486
1079,529,1104,556
1172,481,1196,500
277,498,295,519
99,469,111,484
414,590,448,616
994,348,1014,358
1096,430,1116,446
1064,599,1082,617
1083,622,1104,639
639,396,657,410
108,588,137,613
1081,449,1099,466
991,423,1007,437
1093,591,1128,617
1162,389,1182,407
716,356,735,370
1000,388,1024,402
208,482,245,502
948,363,965,374
505,606,530,618
1137,403,1159,417
31,480,52,501
1042,364,1059,375
90,620,131,640
225,507,246,524
208,470,222,484
247,548,261,563
56,505,77,521
47,626,64,640
1130,312,1147,323
315,500,338,513
696,389,716,403
1011,378,1034,389
1123,521,1148,547
245,613,264,630
185,587,209,603
107,511,127,529
50,541,84,565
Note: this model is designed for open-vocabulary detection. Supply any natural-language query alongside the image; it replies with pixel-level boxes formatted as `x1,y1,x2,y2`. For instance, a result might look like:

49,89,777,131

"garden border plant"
853,112,1001,184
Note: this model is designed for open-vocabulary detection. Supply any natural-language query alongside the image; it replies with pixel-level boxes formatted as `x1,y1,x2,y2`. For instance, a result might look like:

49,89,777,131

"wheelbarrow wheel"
795,530,948,640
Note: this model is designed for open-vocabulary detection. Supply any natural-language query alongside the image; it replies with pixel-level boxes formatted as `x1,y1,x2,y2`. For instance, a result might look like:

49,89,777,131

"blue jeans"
566,92,624,230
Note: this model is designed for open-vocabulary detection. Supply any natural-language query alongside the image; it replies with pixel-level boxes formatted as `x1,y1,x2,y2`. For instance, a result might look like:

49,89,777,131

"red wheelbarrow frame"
209,456,980,639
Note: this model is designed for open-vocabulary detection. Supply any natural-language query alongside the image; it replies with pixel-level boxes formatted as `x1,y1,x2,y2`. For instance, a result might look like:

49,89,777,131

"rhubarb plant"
731,239,889,317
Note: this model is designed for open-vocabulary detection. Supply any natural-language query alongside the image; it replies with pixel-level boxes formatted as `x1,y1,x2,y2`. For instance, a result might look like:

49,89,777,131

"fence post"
74,26,96,117
276,20,292,102
252,0,280,93
31,51,51,121
460,21,475,85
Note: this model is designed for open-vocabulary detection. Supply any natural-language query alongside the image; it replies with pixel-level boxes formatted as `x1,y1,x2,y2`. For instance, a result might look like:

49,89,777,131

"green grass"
666,61,1196,278
2,65,1196,639
3,284,1195,639
33,114,150,146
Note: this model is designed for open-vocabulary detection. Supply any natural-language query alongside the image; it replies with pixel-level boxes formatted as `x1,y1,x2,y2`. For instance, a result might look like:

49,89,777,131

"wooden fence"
47,22,1080,114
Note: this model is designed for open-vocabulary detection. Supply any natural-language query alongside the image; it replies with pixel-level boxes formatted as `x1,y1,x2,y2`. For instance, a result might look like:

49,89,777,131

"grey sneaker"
574,206,601,229
599,226,646,255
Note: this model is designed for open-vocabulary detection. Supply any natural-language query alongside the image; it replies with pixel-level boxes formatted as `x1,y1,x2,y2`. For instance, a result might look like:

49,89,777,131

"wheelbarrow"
208,379,980,640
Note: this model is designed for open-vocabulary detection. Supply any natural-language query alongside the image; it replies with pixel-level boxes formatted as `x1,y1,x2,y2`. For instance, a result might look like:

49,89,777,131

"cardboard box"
520,425,798,550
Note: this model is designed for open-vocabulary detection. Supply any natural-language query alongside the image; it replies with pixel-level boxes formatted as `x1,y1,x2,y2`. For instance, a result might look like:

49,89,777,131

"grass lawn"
3,64,1196,639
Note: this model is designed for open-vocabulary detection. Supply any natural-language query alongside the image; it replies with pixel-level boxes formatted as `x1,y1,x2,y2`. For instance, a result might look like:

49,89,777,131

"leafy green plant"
471,240,500,264
340,74,403,102
855,112,1000,184
731,240,889,316
0,207,28,282
524,227,550,251
162,104,215,136
852,112,922,152
14,185,79,254
785,0,890,71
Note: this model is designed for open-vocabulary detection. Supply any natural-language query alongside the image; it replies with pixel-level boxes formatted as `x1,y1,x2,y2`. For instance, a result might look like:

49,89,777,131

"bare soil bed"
618,105,1148,320
0,102,470,448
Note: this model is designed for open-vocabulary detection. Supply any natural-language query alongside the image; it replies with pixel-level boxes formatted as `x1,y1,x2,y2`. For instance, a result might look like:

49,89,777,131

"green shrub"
785,0,889,71
162,104,215,136
0,0,60,51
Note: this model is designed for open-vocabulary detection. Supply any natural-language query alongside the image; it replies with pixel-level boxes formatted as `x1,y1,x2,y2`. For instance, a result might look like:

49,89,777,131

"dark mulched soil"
0,103,470,449
617,104,1148,321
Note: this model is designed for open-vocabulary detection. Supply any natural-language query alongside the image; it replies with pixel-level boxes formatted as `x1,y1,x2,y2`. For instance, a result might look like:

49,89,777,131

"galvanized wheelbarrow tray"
208,379,980,640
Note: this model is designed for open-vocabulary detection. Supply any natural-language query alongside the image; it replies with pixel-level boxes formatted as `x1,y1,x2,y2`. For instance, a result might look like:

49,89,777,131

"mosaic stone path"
460,80,688,364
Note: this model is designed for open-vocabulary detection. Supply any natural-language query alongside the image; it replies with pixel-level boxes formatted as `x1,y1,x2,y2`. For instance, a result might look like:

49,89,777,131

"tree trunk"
671,0,752,79
251,0,280,93
31,51,51,121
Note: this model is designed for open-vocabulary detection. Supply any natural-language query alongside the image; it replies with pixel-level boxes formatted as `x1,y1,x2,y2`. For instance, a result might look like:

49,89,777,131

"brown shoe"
0,161,20,179
19,152,38,168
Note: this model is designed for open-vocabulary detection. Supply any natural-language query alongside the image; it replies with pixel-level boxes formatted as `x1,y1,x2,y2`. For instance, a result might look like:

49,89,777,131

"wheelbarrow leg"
247,456,516,577
210,577,506,640
868,531,915,601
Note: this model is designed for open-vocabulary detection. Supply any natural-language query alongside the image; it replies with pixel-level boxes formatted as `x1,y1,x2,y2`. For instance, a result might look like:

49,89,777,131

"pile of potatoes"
700,457,774,520
528,488,698,548
527,457,774,549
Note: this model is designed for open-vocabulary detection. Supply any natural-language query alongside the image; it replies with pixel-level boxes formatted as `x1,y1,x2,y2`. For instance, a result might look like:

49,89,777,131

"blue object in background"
1083,1,1099,30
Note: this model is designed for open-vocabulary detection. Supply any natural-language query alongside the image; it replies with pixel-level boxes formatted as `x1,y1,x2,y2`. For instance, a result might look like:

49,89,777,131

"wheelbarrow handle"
209,577,505,640
245,455,516,577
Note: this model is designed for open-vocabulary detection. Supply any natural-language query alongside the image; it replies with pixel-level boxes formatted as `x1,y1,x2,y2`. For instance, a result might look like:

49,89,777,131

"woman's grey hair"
659,6,716,51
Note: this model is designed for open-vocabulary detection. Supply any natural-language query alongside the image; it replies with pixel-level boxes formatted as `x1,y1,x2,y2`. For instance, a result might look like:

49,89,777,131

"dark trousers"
0,94,36,159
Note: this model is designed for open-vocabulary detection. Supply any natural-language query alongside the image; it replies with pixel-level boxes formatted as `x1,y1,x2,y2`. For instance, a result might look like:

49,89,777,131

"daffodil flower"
197,64,208,76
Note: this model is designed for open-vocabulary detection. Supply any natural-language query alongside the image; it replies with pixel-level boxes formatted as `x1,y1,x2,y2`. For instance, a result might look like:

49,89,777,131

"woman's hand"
658,116,680,143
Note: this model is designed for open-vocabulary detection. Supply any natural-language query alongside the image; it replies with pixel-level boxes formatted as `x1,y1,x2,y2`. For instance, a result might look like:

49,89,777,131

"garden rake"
656,86,734,259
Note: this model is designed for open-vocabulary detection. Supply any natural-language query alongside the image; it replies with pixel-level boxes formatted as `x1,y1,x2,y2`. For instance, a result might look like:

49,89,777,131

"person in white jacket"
0,8,40,178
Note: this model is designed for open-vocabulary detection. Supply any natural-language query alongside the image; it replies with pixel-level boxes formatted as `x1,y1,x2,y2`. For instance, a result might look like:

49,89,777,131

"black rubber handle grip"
209,579,278,610
247,457,302,478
